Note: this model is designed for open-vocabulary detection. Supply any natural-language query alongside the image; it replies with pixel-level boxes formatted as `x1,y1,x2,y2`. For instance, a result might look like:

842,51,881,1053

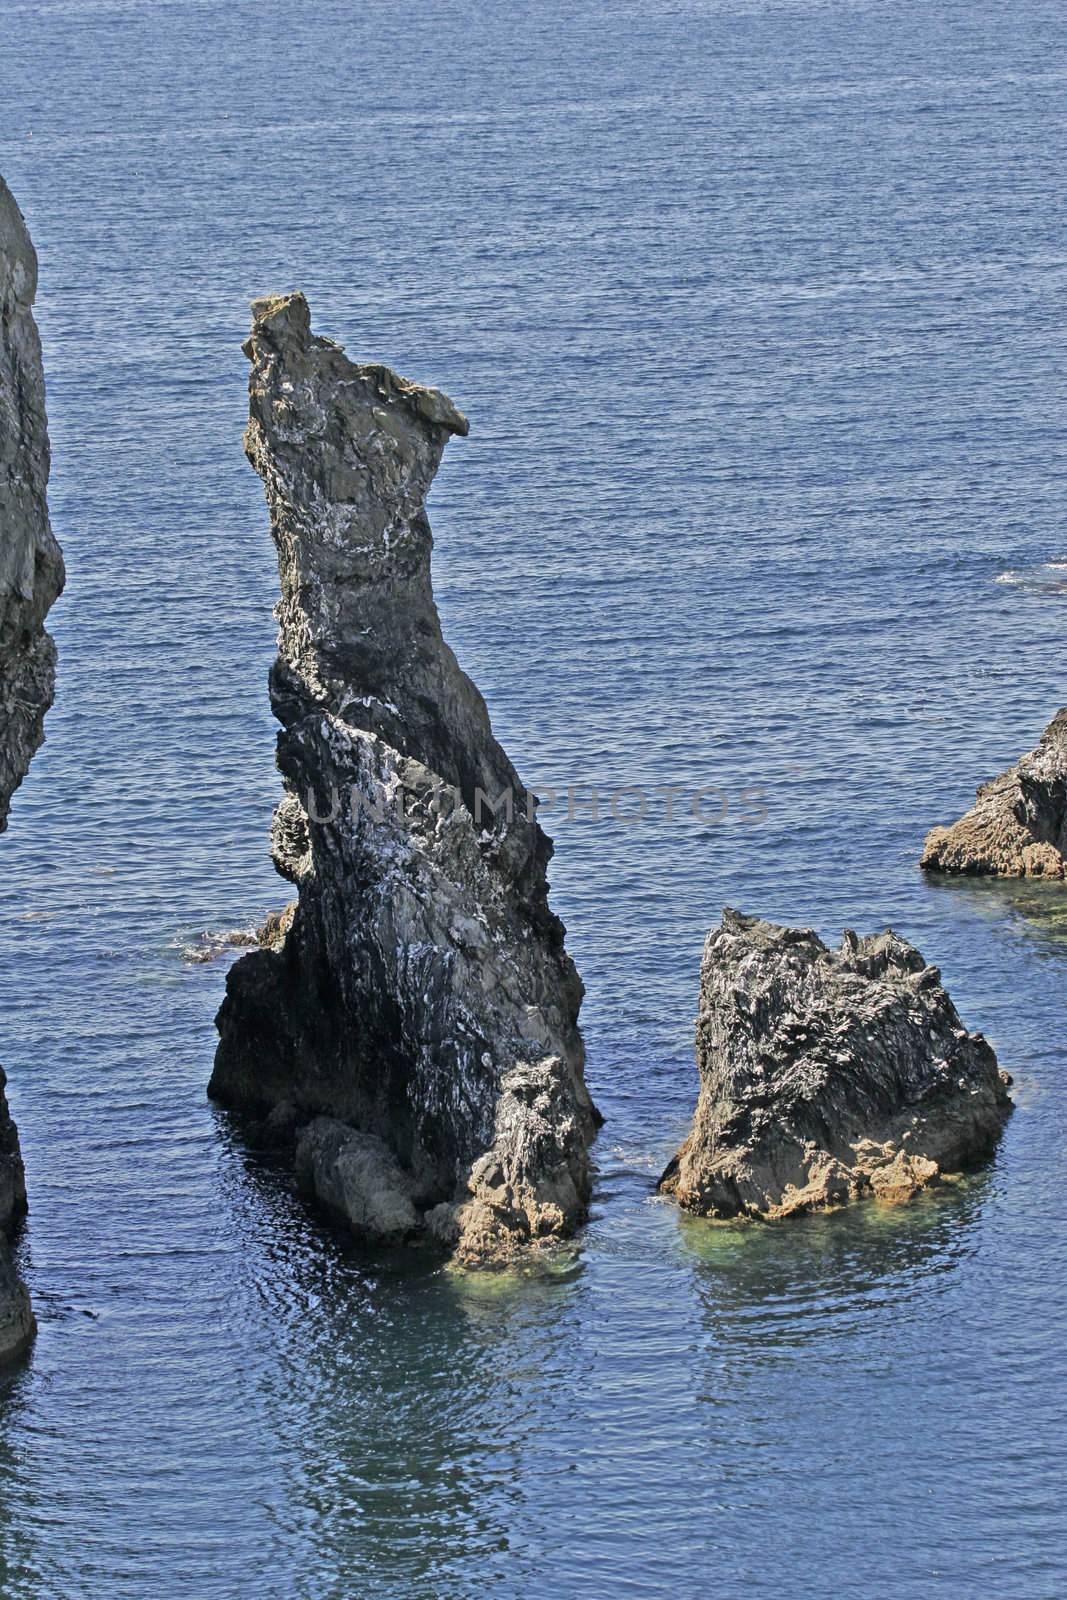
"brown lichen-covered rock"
659,909,1012,1221
921,709,1067,878
255,901,295,952
211,293,598,1267
0,174,63,1360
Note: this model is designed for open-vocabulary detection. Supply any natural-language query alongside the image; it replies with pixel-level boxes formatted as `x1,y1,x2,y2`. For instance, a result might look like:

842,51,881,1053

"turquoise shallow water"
1,0,1066,1593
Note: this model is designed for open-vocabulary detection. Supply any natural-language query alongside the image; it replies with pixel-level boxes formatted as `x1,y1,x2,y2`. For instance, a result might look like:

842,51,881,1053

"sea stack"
211,293,598,1265
921,709,1067,878
659,909,1012,1220
0,176,66,1358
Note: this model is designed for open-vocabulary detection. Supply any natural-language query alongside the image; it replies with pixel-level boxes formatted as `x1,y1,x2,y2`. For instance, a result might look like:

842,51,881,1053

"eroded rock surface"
921,709,1067,878
0,175,61,1359
211,293,597,1265
659,909,1012,1220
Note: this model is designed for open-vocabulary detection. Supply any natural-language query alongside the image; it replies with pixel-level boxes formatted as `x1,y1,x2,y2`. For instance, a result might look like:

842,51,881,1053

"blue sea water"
1,0,1066,1593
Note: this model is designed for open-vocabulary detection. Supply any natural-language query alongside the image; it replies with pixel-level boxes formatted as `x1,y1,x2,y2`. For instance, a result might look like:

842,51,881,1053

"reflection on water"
677,1175,992,1358
213,1122,588,1596
925,873,1067,952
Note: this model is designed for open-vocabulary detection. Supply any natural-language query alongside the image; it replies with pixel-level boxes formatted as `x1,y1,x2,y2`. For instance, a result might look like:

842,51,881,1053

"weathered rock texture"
0,175,63,1359
659,909,1012,1220
211,292,597,1265
921,709,1067,879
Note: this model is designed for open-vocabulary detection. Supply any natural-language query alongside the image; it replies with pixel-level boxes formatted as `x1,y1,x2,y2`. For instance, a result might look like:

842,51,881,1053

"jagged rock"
921,709,1067,878
211,293,598,1266
0,175,62,1361
658,909,1012,1220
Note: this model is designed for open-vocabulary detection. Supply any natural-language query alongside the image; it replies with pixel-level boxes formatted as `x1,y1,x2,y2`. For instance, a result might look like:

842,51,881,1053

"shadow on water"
210,1114,585,1596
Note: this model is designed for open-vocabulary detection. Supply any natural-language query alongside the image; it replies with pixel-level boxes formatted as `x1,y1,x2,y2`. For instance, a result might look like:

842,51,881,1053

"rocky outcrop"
0,175,62,1360
0,178,64,833
0,1074,32,1359
921,709,1067,878
255,901,294,952
0,1071,27,1230
211,293,598,1266
659,909,1012,1220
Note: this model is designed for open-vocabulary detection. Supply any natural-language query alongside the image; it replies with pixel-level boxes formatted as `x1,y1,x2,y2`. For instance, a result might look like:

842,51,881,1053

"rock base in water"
211,294,597,1267
659,909,1013,1221
922,709,1067,878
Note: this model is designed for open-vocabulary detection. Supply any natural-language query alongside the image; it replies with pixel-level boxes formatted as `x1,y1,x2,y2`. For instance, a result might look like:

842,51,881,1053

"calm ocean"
1,0,1065,1593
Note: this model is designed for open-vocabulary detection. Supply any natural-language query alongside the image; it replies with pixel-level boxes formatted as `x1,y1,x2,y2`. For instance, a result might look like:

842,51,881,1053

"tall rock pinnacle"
211,293,598,1266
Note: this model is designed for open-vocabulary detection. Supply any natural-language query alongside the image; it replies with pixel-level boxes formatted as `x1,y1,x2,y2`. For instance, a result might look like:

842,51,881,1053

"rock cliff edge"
0,175,65,1358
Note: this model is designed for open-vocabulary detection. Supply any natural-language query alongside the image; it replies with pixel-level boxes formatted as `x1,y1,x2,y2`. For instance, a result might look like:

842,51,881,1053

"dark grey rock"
211,293,598,1266
0,174,62,1361
0,1248,32,1366
0,175,64,833
0,1074,30,1362
659,908,1012,1220
0,1068,27,1231
922,708,1067,878
0,1125,30,1360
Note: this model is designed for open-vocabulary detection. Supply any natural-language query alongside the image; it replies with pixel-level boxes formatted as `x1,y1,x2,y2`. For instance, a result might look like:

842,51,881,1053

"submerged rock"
0,175,63,1360
659,909,1012,1220
921,709,1067,879
211,293,598,1266
294,1119,421,1244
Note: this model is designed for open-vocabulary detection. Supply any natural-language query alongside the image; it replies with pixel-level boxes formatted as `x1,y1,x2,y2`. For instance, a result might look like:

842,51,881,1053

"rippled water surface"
1,0,1066,1593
